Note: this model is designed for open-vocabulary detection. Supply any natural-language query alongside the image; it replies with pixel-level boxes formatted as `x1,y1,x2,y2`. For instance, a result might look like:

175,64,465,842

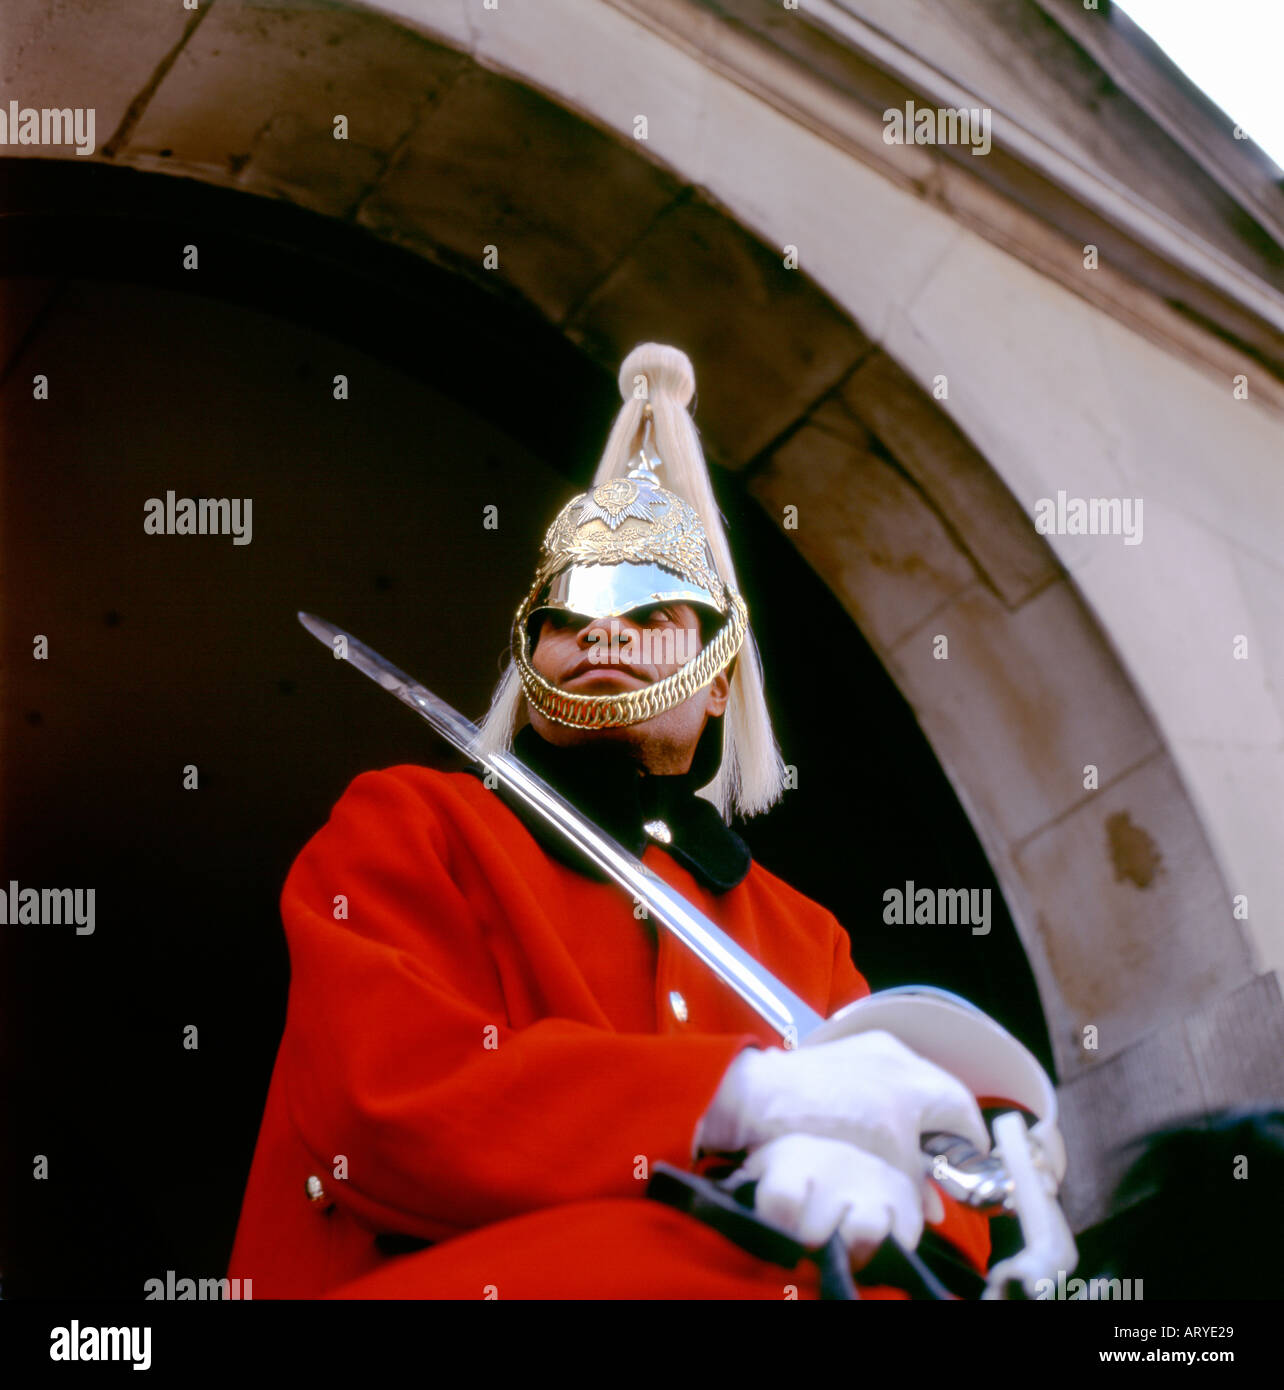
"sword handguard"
804,986,1077,1297
982,1112,1078,1299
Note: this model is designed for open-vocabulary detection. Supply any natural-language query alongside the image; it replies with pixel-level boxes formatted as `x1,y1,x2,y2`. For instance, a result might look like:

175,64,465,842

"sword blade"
297,612,824,1044
298,611,486,759
295,613,1027,1223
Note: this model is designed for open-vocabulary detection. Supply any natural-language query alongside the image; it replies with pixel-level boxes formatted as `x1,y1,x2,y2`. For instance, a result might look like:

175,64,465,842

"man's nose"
576,613,637,645
576,613,644,664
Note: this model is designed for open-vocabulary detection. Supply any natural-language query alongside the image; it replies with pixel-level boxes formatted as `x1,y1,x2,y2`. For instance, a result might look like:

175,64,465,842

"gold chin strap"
513,589,748,729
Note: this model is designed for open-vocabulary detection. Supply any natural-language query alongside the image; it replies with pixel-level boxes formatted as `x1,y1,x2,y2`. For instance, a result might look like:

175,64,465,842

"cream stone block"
682,82,959,344
467,0,714,176
1229,546,1284,744
1,0,193,153
840,350,1061,607
1072,499,1283,746
750,422,976,651
1171,740,1284,980
1056,1019,1205,1230
357,67,680,323
124,1,462,214
882,235,1132,537
567,196,869,462
887,578,1161,849
881,229,1284,588
1089,309,1284,569
1013,753,1253,1077
1185,971,1284,1108
361,0,472,53
1058,971,1284,1228
459,0,961,343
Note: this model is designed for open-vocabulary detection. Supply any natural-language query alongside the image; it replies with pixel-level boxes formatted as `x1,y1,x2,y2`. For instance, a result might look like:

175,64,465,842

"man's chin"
527,706,646,749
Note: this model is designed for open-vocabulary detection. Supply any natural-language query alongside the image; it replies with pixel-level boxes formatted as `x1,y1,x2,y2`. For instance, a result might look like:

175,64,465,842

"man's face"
527,600,730,774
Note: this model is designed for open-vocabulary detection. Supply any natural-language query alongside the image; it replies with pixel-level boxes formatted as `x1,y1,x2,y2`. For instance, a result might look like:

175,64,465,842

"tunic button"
644,819,673,844
305,1174,331,1208
668,989,688,1023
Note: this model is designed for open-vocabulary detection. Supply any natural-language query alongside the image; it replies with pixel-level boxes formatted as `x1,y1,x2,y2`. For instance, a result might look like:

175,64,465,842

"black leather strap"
646,1161,962,1300
646,1162,857,1299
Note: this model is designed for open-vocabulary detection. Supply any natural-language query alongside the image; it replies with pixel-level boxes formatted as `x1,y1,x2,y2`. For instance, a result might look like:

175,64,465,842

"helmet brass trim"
513,588,748,730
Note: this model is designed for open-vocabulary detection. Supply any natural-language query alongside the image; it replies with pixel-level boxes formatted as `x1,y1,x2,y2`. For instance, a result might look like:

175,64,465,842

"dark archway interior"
1,159,1051,1296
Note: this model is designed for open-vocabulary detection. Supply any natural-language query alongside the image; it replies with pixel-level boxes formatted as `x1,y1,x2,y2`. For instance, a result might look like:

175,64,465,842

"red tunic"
228,764,990,1298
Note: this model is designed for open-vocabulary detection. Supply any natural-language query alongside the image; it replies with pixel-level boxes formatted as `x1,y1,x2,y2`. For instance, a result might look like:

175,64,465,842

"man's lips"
563,659,651,687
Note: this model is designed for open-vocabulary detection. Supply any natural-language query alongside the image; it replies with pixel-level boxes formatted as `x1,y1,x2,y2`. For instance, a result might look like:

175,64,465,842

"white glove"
728,1133,938,1267
696,1029,990,1184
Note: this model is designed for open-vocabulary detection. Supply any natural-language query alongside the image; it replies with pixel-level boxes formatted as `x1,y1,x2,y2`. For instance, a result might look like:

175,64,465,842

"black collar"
465,723,751,894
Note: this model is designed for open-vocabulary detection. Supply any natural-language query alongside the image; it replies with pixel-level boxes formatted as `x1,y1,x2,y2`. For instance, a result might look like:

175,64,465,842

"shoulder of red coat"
334,763,490,812
742,855,843,928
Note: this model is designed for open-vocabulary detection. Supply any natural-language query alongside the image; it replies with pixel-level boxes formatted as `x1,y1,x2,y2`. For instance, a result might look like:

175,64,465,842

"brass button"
305,1174,331,1207
643,819,672,844
668,990,688,1023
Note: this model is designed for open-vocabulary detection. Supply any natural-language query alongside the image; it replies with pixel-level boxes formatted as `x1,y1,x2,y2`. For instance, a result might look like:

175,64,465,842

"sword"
298,611,820,1041
297,613,1076,1294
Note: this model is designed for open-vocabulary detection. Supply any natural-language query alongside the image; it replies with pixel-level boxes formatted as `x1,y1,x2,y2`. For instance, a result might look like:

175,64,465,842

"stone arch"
7,0,1273,1229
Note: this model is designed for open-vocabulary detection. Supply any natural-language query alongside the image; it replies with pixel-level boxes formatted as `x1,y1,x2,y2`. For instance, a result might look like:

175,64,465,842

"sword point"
298,611,335,644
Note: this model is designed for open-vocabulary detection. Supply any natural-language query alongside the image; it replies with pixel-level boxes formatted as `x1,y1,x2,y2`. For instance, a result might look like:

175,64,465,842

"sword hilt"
923,1130,1024,1212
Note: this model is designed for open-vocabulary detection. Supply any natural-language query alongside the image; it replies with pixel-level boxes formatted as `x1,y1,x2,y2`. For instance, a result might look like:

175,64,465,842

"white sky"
1114,0,1284,171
